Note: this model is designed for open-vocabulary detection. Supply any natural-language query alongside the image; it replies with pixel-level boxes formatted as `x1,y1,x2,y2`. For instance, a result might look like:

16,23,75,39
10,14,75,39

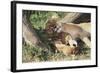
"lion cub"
54,32,79,56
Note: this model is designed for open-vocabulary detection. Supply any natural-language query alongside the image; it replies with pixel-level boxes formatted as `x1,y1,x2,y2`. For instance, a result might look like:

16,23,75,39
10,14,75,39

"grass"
22,44,91,63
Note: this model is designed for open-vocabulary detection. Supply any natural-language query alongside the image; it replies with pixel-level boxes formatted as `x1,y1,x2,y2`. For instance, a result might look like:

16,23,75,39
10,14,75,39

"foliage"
29,11,66,29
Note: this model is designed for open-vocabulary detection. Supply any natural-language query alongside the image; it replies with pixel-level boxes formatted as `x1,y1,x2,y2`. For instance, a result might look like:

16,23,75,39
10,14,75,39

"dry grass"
22,44,90,63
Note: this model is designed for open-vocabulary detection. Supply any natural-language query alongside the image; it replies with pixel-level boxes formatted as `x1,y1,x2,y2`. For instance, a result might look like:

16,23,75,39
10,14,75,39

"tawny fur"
54,40,78,56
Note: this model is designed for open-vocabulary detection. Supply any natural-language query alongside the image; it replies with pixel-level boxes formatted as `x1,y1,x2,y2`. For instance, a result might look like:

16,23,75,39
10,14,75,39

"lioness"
45,20,91,48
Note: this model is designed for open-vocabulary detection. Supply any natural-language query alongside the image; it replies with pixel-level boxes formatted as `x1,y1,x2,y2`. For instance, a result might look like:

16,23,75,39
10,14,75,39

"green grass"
22,44,90,63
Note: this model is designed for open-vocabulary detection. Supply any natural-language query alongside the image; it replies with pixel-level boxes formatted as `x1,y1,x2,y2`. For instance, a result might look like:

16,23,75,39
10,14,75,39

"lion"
45,20,91,48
